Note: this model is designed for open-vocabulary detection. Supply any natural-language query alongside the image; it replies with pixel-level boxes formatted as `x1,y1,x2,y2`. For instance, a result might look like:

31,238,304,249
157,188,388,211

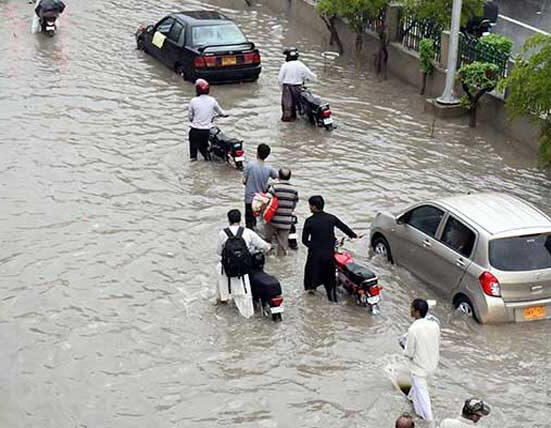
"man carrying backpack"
216,209,272,318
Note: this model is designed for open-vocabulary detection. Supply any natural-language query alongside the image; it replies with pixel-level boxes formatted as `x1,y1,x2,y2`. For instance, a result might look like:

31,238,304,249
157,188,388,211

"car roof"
433,192,551,236
173,11,233,26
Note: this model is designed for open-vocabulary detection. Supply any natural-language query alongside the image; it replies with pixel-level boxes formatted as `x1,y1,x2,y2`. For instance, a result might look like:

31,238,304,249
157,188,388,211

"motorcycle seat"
341,262,378,287
249,270,282,302
300,90,321,105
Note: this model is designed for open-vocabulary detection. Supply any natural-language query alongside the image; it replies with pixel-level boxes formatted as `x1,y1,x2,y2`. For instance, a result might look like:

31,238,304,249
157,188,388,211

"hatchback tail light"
321,108,332,118
271,296,283,306
479,271,501,297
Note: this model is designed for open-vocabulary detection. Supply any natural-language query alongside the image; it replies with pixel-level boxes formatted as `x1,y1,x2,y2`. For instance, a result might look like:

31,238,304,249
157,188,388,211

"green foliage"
419,38,435,74
478,34,513,56
401,0,484,29
457,61,499,95
500,34,551,164
317,0,388,33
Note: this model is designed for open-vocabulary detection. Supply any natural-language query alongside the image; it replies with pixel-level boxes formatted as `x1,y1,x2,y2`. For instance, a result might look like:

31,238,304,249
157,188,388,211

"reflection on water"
0,0,550,427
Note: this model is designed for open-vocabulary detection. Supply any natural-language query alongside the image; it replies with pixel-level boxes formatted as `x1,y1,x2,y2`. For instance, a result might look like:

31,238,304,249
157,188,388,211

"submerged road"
0,0,550,427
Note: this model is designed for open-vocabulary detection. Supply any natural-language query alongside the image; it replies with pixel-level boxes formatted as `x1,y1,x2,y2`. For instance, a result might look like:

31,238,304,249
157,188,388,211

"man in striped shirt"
266,169,299,255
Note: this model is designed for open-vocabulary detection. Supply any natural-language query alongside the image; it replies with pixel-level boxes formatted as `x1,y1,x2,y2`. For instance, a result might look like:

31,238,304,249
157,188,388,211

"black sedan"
136,11,261,83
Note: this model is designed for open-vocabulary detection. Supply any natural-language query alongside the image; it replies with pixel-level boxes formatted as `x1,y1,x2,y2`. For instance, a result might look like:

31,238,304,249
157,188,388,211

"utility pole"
437,0,463,105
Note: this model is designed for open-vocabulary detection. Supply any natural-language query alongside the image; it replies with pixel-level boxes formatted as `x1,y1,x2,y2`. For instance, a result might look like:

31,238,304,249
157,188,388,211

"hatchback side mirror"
396,213,409,225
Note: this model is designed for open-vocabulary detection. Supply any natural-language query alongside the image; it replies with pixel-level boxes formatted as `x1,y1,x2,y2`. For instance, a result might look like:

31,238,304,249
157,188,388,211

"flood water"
1,0,550,427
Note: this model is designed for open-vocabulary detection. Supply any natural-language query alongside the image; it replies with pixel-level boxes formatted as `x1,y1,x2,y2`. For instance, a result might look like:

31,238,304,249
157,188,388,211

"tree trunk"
355,33,363,66
469,105,477,127
321,15,344,55
373,23,388,80
420,72,427,95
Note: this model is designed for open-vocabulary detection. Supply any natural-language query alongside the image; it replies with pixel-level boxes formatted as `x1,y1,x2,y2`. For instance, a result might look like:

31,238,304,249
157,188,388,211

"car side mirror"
396,213,408,225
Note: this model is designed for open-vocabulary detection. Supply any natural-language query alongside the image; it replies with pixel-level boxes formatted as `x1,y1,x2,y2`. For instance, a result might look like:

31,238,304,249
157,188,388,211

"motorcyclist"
278,48,316,122
439,398,491,427
31,0,66,34
188,78,228,161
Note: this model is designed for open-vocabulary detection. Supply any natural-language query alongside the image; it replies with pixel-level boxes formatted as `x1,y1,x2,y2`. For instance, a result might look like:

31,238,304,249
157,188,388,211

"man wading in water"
278,48,316,122
402,298,440,422
302,195,357,302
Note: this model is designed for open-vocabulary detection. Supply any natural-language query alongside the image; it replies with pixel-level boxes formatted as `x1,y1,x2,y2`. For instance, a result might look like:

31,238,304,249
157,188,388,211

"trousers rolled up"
281,84,302,122
189,127,211,160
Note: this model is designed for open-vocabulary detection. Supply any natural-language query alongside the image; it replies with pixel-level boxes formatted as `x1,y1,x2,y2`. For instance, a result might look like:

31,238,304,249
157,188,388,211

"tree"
317,0,388,64
317,0,345,55
457,61,499,127
500,34,551,164
401,0,484,35
419,38,435,94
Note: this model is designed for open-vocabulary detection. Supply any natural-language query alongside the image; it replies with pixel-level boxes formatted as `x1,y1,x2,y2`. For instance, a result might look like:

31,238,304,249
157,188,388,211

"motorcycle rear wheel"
272,313,282,322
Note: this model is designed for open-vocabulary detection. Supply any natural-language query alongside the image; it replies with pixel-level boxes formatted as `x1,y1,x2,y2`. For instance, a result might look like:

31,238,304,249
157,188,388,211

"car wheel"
136,37,145,50
372,235,393,263
454,295,480,323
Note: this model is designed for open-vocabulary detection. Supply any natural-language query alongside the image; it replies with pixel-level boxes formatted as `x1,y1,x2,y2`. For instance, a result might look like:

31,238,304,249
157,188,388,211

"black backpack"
221,227,252,278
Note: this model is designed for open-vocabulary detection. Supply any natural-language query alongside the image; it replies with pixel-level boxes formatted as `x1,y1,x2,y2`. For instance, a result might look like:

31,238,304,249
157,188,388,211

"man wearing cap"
439,399,491,427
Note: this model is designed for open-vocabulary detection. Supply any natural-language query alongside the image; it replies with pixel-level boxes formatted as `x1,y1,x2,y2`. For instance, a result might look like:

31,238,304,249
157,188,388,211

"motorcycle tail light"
271,296,283,306
369,285,380,296
234,149,244,156
479,271,501,297
321,108,332,118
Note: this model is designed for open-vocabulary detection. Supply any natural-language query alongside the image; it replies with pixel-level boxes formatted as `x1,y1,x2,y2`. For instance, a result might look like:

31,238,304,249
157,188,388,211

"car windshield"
192,24,247,46
489,233,551,271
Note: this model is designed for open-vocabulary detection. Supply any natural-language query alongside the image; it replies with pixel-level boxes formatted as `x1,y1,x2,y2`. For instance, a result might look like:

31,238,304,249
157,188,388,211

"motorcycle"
208,125,245,171
334,237,382,314
34,0,65,37
298,86,334,131
249,252,284,321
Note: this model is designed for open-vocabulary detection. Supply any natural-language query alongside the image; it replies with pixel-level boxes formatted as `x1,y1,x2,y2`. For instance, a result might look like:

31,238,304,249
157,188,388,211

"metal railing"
400,17,442,62
457,33,511,78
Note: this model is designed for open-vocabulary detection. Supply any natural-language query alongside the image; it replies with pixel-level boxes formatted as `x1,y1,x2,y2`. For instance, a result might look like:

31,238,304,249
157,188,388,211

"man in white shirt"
188,79,228,161
440,399,491,427
278,48,316,122
216,209,271,318
403,298,440,422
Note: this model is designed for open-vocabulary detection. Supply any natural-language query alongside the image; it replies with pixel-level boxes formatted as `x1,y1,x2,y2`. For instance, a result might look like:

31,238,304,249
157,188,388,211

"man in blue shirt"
242,144,278,230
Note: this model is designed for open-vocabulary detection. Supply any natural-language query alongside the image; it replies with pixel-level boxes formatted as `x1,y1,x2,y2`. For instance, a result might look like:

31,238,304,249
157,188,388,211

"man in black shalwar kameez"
302,195,357,302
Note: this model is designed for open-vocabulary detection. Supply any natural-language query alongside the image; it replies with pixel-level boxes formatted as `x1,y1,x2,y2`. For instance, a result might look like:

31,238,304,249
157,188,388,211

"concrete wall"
254,0,541,153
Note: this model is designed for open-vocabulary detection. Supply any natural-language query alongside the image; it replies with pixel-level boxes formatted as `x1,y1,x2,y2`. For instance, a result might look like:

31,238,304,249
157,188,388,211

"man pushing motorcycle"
278,48,317,122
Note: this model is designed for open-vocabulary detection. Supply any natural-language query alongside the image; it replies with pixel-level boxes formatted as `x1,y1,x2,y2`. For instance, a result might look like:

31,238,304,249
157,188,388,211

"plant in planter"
500,34,551,164
457,61,499,127
477,33,513,56
419,38,435,95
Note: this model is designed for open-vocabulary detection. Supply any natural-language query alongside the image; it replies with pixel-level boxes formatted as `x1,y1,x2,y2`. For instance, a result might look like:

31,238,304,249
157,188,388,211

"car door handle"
422,239,431,248
456,258,466,268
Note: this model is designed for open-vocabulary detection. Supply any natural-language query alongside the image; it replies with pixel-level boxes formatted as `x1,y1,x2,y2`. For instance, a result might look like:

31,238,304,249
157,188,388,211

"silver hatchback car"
370,192,551,323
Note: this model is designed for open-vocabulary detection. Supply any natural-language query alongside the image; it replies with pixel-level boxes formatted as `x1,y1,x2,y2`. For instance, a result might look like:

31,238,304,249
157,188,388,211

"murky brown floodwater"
1,0,550,427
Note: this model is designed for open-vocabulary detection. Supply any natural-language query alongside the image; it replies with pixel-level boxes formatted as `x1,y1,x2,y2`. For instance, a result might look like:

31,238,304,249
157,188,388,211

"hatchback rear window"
489,234,551,271
192,24,247,46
